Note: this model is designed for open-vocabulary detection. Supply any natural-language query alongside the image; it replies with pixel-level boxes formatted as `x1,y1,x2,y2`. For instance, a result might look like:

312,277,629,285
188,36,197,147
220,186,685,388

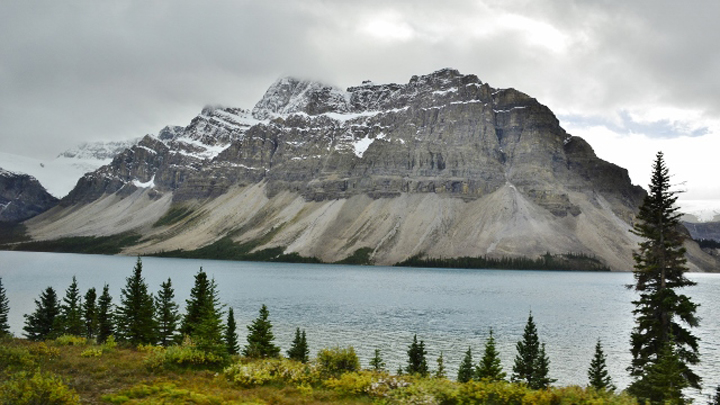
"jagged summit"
20,69,717,271
0,168,58,222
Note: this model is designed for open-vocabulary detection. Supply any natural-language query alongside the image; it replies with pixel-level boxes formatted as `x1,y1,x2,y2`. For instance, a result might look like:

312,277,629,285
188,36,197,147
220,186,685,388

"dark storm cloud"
1,0,720,160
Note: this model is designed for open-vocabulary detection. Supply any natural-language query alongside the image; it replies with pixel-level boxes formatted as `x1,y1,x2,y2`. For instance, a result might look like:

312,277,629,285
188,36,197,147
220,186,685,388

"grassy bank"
0,337,636,404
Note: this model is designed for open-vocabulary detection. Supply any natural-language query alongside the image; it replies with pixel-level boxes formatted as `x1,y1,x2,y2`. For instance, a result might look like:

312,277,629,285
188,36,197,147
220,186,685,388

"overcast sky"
1,0,719,202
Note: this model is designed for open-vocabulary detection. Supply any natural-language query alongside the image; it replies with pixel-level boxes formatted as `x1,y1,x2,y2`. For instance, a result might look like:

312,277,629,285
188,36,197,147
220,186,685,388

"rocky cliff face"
24,68,715,271
0,169,58,222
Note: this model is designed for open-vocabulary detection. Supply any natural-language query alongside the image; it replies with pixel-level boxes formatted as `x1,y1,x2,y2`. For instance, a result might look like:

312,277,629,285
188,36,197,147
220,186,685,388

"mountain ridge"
17,68,719,271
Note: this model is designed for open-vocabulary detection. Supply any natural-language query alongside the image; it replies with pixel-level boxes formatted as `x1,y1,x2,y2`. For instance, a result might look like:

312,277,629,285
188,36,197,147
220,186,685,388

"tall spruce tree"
97,284,114,343
155,278,180,347
60,276,84,336
181,268,225,353
512,312,554,389
225,307,240,355
458,347,475,383
0,277,10,336
82,287,98,340
628,151,701,398
405,334,428,376
588,339,615,391
476,328,506,381
23,286,60,341
628,342,689,404
243,304,280,358
116,257,156,345
287,327,309,363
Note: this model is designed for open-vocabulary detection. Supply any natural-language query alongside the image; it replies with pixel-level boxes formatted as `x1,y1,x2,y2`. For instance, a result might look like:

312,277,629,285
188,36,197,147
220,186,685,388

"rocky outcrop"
0,169,58,222
23,68,718,271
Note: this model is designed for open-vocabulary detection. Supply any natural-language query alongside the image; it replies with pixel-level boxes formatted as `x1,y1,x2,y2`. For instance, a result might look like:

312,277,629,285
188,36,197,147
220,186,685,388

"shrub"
316,346,360,377
144,340,226,370
224,358,320,388
28,341,61,358
101,381,224,404
103,335,117,351
80,348,103,358
54,334,87,346
0,371,79,404
324,370,376,396
0,344,36,372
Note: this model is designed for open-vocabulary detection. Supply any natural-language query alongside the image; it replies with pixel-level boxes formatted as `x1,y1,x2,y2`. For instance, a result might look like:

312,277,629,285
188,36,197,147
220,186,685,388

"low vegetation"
395,252,610,271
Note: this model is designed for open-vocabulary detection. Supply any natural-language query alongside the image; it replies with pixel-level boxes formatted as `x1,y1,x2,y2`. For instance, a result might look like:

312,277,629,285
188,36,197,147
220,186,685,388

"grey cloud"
559,111,709,139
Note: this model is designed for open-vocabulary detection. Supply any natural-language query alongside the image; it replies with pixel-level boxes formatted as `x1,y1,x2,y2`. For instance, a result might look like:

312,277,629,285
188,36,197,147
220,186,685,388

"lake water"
1,251,718,399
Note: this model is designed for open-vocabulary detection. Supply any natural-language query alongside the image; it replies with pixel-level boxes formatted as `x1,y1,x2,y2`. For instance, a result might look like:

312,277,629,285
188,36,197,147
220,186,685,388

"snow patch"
133,175,155,189
352,135,374,158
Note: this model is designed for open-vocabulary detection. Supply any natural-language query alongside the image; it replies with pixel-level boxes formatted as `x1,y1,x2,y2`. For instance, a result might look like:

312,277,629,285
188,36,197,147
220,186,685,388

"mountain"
19,69,719,271
0,139,138,198
0,168,58,223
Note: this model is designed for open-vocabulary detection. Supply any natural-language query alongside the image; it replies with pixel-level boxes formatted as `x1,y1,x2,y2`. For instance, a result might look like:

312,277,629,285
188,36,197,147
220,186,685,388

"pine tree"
435,351,446,379
457,347,475,383
181,268,224,353
629,152,701,397
154,278,180,347
225,307,240,355
588,339,615,391
476,328,506,381
287,327,309,363
370,348,386,371
60,276,84,336
405,334,428,376
97,284,114,343
82,287,98,340
512,312,554,389
23,286,60,341
532,343,555,389
628,342,688,404
243,304,280,358
116,257,156,345
0,277,10,337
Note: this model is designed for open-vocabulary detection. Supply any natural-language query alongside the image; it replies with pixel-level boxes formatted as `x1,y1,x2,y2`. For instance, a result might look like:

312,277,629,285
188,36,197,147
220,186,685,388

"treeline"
395,252,610,271
1,262,615,391
696,238,720,249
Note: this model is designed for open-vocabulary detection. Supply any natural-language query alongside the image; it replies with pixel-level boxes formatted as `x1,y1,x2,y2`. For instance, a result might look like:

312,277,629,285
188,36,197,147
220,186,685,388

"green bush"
101,381,224,404
315,346,360,377
80,348,103,358
224,358,320,388
0,371,79,404
144,340,226,370
324,370,376,396
0,344,36,372
54,335,87,346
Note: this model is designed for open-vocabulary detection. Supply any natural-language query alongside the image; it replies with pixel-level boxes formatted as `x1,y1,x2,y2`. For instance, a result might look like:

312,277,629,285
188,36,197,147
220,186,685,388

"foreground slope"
23,69,716,271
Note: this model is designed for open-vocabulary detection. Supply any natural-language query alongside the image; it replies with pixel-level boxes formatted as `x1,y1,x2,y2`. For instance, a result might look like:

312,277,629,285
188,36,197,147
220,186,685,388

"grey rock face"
0,169,58,222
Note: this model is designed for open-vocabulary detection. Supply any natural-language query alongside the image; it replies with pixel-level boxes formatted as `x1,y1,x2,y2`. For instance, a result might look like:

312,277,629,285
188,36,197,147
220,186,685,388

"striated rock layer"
24,69,717,271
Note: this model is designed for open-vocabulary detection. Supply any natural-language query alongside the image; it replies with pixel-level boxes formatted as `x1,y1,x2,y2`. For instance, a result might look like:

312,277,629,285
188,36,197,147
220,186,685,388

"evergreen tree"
0,277,10,337
512,312,554,389
97,284,114,343
405,334,428,376
243,304,280,358
588,339,615,391
116,257,156,345
532,343,555,389
435,351,446,379
181,268,225,353
629,152,701,397
154,278,180,347
370,348,386,371
457,347,475,383
225,307,240,355
82,287,98,340
628,342,688,404
287,327,309,363
23,286,60,341
476,328,506,381
60,276,84,336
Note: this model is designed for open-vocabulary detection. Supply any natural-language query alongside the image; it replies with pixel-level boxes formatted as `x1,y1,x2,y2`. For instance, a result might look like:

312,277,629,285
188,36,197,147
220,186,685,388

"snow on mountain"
0,138,139,198
678,199,720,223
